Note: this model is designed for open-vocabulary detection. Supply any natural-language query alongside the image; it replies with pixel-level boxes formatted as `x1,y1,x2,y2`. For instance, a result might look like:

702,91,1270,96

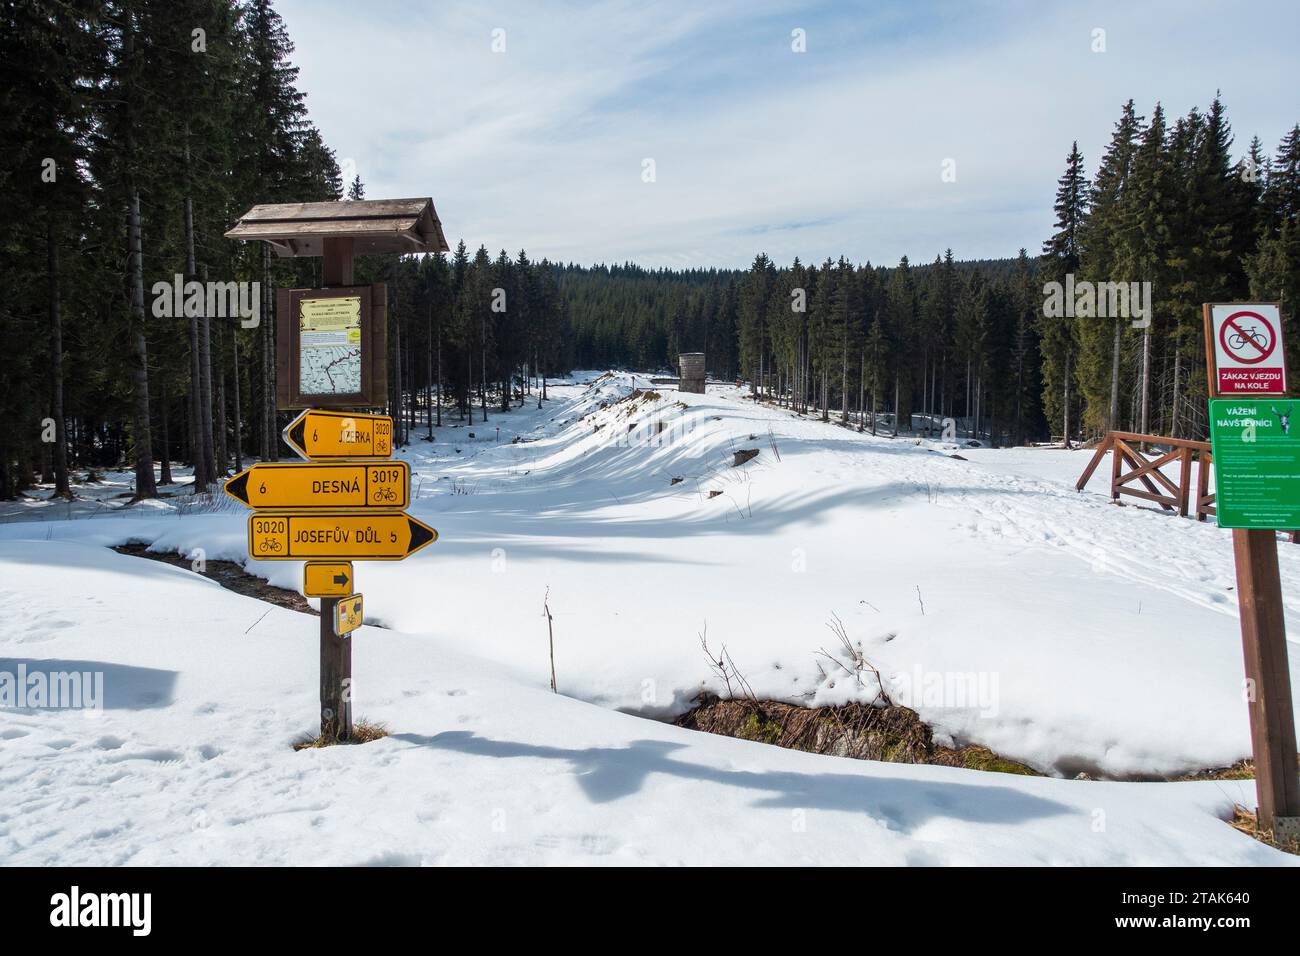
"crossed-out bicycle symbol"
1228,324,1268,351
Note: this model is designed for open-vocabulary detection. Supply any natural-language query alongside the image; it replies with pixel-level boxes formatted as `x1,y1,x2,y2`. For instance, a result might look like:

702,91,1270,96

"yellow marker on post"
304,561,353,597
334,594,364,637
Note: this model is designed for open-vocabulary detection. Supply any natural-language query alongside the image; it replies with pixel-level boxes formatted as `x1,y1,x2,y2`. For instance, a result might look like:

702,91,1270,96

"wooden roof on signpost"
224,197,449,257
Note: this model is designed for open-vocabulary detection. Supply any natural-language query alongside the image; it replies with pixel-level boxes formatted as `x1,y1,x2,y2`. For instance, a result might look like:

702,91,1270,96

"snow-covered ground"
1,371,1297,865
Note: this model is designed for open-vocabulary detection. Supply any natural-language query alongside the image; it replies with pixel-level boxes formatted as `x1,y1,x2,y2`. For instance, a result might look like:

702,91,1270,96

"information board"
1207,398,1300,529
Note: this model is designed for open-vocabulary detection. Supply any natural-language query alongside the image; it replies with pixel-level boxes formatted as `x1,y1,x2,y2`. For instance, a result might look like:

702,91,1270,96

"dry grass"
1229,804,1300,855
293,719,390,751
676,696,1038,775
1177,759,1256,781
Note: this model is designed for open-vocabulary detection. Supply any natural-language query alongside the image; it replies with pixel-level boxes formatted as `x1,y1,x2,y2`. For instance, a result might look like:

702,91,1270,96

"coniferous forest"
4,1,1299,499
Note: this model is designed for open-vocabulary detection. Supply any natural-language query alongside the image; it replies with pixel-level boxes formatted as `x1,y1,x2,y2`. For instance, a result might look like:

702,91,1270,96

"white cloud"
280,0,1300,268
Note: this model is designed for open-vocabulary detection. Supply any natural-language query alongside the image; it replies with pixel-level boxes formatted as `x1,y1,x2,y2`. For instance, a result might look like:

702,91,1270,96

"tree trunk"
858,353,865,432
1109,317,1121,431
199,266,216,479
965,358,972,439
893,376,900,437
1139,327,1151,435
1171,348,1183,439
394,305,405,445
215,322,228,473
159,378,173,485
47,222,70,496
184,180,211,486
128,191,157,499
426,304,434,439
480,320,488,422
1062,352,1072,449
840,336,849,423
185,205,206,490
232,323,243,471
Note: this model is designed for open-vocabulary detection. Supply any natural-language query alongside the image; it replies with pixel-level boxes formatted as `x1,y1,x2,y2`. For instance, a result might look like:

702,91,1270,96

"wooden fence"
1077,430,1298,542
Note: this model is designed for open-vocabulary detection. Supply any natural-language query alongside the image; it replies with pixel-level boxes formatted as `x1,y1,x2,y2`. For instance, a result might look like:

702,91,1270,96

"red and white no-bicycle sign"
1205,303,1288,395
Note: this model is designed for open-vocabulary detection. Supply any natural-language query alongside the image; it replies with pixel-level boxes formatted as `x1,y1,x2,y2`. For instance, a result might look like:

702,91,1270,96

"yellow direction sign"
304,561,353,597
248,511,437,561
283,410,392,461
334,594,364,637
224,461,409,510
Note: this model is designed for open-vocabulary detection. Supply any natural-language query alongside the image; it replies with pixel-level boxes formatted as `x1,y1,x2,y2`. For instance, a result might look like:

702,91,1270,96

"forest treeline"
560,97,1300,447
3,0,1299,500
0,0,573,499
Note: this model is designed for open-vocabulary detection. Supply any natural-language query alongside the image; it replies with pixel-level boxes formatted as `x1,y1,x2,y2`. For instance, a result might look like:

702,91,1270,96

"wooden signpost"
1204,303,1299,841
224,198,448,742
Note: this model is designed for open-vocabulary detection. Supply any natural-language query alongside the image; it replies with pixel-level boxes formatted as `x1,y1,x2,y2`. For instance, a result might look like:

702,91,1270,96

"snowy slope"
2,371,1298,784
0,540,1291,866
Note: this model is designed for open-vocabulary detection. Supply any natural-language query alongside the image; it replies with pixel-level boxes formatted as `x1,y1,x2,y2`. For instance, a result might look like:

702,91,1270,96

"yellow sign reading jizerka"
283,410,392,460
299,296,362,395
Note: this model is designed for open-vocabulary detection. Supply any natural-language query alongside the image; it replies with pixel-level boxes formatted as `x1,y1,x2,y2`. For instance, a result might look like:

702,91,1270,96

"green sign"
1207,398,1300,529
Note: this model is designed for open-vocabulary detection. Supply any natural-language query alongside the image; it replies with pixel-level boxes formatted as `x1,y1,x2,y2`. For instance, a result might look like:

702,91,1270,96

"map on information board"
299,296,362,395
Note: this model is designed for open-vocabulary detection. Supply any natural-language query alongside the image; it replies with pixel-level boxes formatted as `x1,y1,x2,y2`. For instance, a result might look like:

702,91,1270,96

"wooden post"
319,237,353,741
1177,446,1192,517
1205,304,1299,838
1197,448,1212,521
322,236,354,286
319,596,352,741
1232,528,1299,836
1109,433,1122,502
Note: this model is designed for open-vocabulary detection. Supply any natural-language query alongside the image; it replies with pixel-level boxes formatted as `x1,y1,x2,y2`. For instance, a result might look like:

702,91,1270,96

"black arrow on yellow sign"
304,561,354,597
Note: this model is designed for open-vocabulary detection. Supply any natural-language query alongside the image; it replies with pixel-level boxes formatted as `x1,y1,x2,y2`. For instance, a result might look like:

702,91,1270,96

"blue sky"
278,0,1300,269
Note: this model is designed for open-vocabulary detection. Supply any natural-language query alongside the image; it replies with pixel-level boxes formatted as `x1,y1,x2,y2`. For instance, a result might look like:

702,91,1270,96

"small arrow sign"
283,410,393,461
334,594,364,637
224,461,409,510
304,561,353,597
249,512,437,561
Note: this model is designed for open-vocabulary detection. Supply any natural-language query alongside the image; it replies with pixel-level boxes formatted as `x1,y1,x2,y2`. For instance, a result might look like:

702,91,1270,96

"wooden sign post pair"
1203,303,1299,841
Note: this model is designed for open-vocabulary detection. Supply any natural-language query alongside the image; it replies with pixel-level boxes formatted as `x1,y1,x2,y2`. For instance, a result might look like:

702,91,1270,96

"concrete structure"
679,352,706,394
